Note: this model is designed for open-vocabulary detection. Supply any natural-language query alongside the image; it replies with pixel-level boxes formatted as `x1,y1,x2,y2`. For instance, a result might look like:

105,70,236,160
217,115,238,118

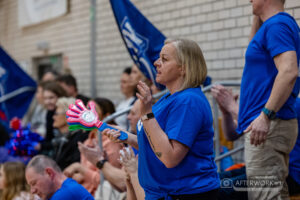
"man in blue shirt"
212,85,300,199
214,0,300,199
25,155,94,200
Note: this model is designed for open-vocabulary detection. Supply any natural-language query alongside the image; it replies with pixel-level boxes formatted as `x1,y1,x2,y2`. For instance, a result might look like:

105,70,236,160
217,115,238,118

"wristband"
96,159,108,169
141,112,155,121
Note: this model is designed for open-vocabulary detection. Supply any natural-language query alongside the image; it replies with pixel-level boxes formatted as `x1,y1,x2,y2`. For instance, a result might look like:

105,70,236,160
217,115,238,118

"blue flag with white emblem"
110,0,166,89
0,46,36,127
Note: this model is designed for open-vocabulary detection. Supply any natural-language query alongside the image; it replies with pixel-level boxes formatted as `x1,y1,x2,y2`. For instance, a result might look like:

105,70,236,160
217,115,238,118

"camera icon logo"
221,178,233,188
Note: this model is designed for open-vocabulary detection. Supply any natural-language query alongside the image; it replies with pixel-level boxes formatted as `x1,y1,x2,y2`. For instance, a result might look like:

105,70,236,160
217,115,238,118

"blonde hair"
56,97,76,112
164,38,207,90
1,162,30,200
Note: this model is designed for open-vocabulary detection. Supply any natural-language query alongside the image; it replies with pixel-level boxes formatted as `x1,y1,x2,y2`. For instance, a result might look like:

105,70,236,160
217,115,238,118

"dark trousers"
158,188,219,200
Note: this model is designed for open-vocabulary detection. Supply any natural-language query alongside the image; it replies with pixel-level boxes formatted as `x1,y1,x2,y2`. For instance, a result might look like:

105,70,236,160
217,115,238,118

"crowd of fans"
0,0,300,200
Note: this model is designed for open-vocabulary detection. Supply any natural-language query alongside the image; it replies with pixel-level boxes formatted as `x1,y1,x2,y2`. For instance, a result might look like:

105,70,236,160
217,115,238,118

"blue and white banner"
110,0,166,89
0,46,36,126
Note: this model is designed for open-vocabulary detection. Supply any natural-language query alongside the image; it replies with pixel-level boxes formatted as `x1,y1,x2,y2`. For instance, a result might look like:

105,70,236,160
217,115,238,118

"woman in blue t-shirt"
104,38,220,200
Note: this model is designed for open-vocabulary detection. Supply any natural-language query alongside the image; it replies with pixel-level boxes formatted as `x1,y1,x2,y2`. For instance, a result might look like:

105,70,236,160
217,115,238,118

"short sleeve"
165,101,204,148
266,23,296,58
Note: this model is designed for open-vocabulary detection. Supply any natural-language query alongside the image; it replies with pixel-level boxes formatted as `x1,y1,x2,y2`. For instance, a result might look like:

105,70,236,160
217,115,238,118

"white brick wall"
0,0,300,103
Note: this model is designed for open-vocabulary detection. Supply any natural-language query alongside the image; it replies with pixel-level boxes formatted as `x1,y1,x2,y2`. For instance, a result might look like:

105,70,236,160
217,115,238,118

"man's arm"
77,140,127,192
245,51,298,145
211,85,241,141
101,162,127,192
265,51,298,111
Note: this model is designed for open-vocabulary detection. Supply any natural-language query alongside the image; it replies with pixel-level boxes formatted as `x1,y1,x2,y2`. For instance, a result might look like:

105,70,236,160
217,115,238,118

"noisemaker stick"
66,99,128,141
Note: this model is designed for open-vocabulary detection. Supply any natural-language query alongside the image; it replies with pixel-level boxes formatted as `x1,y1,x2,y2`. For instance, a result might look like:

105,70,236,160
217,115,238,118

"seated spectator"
64,98,124,195
39,81,67,157
23,81,47,137
53,97,89,170
0,162,40,200
56,74,90,105
25,155,94,200
115,67,136,130
69,99,142,200
211,84,300,199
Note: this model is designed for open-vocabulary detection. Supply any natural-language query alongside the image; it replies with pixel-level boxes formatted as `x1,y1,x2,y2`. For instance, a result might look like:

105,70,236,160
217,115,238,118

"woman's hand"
136,81,153,115
103,128,139,150
102,129,124,143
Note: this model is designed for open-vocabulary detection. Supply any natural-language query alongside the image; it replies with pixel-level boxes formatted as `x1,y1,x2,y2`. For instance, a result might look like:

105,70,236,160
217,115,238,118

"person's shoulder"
168,87,208,110
56,178,94,199
175,87,204,102
266,12,297,28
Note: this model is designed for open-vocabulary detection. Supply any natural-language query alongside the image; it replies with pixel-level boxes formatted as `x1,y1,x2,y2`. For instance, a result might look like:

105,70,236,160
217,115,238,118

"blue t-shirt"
289,98,300,185
50,178,94,200
237,12,300,134
137,87,220,200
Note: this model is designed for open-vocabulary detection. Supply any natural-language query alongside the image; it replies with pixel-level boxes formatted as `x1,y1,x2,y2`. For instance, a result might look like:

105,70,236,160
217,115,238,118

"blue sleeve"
266,23,296,58
165,102,203,148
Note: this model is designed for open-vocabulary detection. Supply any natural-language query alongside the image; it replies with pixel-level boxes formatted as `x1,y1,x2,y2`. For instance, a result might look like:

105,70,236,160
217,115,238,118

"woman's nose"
154,58,161,68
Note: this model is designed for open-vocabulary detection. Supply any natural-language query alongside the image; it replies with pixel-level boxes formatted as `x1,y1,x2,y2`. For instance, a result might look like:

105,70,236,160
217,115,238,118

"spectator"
56,74,90,105
130,64,144,87
39,81,67,157
228,0,300,199
53,97,89,170
105,38,220,199
211,85,300,199
115,67,136,130
25,155,94,200
64,98,124,196
72,99,143,198
23,81,47,137
0,162,40,200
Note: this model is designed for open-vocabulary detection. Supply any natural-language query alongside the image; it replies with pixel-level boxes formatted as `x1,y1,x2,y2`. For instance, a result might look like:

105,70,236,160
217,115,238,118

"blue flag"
110,0,166,89
0,46,36,127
